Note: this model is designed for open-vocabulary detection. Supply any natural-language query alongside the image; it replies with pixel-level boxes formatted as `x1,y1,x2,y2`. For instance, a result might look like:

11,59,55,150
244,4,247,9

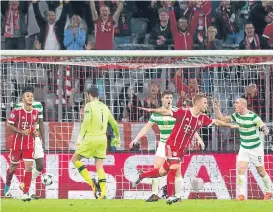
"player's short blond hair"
192,93,207,105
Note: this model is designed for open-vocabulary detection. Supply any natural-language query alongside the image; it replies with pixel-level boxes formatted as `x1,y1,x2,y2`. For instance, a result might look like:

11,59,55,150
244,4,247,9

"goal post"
0,50,273,200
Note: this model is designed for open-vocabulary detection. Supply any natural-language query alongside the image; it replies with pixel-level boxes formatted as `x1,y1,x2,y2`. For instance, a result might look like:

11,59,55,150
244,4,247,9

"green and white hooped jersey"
231,111,262,149
14,101,43,130
148,106,177,143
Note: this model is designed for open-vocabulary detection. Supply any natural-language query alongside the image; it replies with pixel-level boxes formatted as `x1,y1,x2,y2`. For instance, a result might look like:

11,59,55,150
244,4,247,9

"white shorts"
34,137,44,159
155,142,166,160
237,144,264,167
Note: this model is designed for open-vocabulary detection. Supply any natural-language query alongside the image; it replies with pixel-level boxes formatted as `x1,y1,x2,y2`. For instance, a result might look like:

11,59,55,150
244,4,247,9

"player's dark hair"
192,93,207,105
161,90,173,97
22,86,34,94
85,86,99,98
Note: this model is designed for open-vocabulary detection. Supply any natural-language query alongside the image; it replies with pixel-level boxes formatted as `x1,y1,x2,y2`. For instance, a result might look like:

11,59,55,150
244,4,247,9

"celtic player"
215,98,272,200
72,87,120,199
15,87,45,200
129,90,204,202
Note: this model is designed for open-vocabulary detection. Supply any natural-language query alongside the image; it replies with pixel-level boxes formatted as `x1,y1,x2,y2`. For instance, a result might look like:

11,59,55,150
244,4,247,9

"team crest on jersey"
10,113,15,119
173,151,177,156
33,115,37,120
198,120,202,125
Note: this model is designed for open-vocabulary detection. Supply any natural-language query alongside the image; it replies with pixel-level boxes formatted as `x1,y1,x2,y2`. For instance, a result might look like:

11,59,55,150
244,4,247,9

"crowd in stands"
1,0,273,50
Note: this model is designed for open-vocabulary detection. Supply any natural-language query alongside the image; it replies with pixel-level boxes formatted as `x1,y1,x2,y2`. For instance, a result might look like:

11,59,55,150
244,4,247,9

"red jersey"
8,107,39,150
94,17,115,50
167,108,213,152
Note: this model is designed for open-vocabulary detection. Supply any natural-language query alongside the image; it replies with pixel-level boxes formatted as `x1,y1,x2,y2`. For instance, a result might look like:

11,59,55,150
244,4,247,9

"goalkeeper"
72,87,120,199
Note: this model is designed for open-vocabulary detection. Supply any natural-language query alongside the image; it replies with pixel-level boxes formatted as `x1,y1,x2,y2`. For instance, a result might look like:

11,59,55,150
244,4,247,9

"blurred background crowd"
1,0,273,50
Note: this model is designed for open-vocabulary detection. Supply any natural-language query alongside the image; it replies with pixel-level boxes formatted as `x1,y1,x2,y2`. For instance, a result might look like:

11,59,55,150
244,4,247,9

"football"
41,173,53,186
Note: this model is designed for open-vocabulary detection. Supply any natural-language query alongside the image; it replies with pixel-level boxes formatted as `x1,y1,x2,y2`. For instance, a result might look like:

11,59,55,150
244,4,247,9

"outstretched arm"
213,119,239,128
138,107,172,116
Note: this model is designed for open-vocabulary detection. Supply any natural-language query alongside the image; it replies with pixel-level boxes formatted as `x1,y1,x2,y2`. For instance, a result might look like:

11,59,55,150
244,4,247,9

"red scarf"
4,6,20,38
245,34,260,50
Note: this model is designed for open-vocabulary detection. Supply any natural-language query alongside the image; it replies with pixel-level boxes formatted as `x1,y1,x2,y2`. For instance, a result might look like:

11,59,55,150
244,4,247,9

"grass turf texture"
1,199,272,212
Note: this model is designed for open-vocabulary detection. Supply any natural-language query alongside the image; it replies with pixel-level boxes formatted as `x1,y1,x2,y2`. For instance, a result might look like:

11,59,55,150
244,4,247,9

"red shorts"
9,148,34,164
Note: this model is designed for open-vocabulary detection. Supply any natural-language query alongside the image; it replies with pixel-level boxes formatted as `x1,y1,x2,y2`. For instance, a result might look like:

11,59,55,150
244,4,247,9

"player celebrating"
4,87,39,201
72,87,120,199
214,98,272,200
15,87,45,200
129,90,205,202
134,93,239,205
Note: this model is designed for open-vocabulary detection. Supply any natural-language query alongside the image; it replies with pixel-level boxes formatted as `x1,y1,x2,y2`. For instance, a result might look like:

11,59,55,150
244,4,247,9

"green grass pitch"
1,199,272,212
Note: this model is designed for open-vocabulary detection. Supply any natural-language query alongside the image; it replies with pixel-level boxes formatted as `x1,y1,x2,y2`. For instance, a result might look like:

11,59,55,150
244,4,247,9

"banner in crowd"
1,153,272,199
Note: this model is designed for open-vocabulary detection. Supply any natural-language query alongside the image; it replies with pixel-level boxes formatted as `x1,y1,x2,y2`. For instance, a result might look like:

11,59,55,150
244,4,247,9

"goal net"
1,50,273,200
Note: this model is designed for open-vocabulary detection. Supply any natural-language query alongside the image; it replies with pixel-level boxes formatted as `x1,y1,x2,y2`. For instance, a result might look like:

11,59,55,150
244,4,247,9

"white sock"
32,169,41,182
29,169,41,196
151,178,160,195
262,173,272,193
175,176,183,197
237,175,246,196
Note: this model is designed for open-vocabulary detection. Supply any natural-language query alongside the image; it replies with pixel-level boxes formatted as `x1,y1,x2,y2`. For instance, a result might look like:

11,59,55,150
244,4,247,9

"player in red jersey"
134,93,239,205
4,87,39,201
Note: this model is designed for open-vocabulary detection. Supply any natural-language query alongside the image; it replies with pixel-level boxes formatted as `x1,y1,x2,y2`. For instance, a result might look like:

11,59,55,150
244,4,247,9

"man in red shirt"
4,87,39,201
90,0,124,50
134,93,239,204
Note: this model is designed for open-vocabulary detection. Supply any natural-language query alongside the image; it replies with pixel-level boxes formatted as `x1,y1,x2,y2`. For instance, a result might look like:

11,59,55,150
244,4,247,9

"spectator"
196,26,223,50
184,1,212,43
64,15,86,50
215,0,242,45
149,8,173,50
249,1,268,35
143,81,161,120
89,0,123,50
33,0,70,50
114,13,131,48
25,1,48,50
2,0,27,49
241,83,265,118
239,22,270,50
168,1,195,50
114,84,143,122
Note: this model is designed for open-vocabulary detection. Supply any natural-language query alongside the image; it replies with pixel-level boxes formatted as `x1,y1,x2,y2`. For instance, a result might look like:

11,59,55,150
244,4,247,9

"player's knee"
256,167,266,177
237,164,247,175
36,163,44,172
9,164,18,172
24,165,33,172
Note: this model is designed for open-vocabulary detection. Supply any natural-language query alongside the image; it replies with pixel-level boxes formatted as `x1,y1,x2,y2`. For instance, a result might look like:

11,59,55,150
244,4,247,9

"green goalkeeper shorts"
76,138,107,159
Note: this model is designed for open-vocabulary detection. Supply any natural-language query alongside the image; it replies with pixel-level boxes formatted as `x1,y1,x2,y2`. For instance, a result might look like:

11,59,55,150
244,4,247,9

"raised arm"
33,0,47,27
113,1,124,23
214,100,232,123
90,0,98,21
129,122,154,149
